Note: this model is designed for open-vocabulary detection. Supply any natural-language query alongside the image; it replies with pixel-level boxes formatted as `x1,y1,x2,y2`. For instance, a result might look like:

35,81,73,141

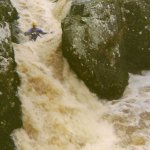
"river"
10,0,150,150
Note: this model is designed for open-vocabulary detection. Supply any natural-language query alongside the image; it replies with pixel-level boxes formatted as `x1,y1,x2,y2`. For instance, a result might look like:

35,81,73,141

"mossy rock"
62,0,129,100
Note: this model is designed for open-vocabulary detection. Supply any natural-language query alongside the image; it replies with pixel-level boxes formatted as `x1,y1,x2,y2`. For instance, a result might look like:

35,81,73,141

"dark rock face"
0,0,22,149
122,0,150,73
0,0,19,43
62,0,129,100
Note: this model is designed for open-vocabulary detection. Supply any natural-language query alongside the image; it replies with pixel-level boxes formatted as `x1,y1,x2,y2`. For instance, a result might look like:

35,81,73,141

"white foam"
10,0,123,150
10,0,150,149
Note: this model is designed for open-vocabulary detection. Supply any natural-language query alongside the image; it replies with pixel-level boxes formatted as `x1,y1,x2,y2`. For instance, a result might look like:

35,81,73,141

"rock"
0,0,20,43
62,0,129,100
0,0,22,149
122,0,150,73
0,130,16,149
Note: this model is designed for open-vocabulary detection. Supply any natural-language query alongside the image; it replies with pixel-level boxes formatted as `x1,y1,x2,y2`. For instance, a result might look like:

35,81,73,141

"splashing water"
106,72,150,150
10,0,122,149
10,0,150,150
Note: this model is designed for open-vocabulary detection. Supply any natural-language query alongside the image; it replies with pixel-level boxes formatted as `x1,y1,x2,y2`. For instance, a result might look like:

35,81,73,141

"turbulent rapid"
10,0,150,150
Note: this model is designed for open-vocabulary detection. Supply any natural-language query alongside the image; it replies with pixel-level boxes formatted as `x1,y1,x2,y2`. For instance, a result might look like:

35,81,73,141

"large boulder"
62,0,129,100
122,0,150,73
0,0,22,149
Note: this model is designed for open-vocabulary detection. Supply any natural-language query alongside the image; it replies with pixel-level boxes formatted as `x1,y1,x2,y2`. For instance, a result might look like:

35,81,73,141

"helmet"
32,22,37,27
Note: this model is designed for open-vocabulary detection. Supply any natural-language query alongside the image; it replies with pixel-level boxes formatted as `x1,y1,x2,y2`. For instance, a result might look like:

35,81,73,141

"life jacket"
30,28,41,40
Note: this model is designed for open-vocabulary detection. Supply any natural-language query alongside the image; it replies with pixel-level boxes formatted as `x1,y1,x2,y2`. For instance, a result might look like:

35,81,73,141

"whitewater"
10,0,150,150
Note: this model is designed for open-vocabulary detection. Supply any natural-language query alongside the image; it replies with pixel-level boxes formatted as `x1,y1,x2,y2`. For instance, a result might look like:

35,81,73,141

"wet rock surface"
0,0,22,149
122,0,150,73
62,0,150,100
62,0,129,100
